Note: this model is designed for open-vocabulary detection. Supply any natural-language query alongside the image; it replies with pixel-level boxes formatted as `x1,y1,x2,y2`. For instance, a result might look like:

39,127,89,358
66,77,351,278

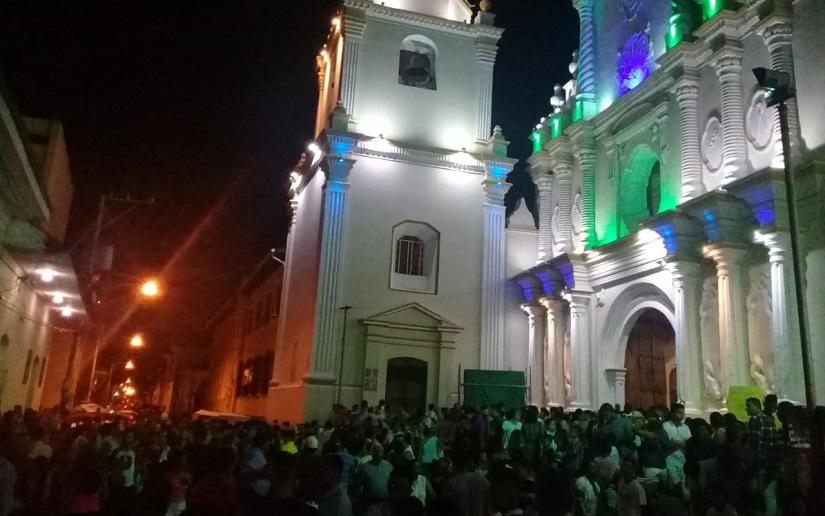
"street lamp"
753,67,815,409
140,279,160,297
125,359,136,370
130,334,144,348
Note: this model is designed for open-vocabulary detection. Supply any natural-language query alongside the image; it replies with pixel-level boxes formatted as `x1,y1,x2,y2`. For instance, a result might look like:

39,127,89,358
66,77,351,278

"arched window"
22,350,33,384
399,35,437,91
390,222,439,294
395,236,425,276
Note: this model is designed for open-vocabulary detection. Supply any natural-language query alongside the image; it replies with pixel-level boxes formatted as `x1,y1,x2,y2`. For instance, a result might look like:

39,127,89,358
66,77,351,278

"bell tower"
316,0,502,152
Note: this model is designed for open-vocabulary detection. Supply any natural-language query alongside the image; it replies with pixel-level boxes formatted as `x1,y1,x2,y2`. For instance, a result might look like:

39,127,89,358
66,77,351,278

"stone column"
572,0,597,104
555,159,574,253
522,304,547,406
666,261,705,416
761,21,804,166
713,46,749,184
475,41,497,142
310,157,356,381
563,290,592,410
541,297,567,407
605,368,627,407
340,12,366,119
535,175,554,263
480,164,512,369
579,139,596,251
672,73,703,202
758,232,804,403
704,246,752,390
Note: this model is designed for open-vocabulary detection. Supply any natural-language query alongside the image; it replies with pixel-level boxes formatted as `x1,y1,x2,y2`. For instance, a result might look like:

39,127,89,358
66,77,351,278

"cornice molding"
354,1,504,40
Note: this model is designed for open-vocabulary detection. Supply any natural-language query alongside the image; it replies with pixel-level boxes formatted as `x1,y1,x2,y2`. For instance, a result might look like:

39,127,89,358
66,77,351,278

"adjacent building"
0,78,88,410
204,256,283,417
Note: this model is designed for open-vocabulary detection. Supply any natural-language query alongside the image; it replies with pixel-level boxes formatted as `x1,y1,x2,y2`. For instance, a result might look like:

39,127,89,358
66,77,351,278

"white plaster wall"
354,18,479,150
381,0,469,22
0,251,52,409
806,248,825,402
794,0,825,155
338,156,485,405
272,173,324,391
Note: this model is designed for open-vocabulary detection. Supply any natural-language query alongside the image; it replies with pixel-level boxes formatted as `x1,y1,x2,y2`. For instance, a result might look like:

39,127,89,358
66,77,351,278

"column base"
683,401,703,418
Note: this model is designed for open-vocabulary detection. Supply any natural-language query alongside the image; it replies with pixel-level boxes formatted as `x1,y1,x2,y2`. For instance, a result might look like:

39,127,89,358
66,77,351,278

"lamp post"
753,67,815,409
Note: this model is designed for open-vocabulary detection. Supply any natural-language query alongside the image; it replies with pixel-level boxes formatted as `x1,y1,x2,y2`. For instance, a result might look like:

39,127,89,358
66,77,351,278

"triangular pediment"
360,302,463,332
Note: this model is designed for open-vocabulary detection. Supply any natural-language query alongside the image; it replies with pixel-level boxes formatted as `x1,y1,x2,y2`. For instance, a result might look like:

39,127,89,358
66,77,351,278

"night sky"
0,0,577,368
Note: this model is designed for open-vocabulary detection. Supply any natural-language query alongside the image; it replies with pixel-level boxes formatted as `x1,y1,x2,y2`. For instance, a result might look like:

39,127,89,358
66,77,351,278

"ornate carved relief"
571,193,583,250
701,114,724,174
551,206,564,255
746,87,776,152
619,0,642,20
700,276,724,402
747,264,775,394
617,30,653,95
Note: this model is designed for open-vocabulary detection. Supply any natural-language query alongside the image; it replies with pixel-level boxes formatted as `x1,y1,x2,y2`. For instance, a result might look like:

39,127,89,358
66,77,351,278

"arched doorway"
385,357,428,414
624,309,676,410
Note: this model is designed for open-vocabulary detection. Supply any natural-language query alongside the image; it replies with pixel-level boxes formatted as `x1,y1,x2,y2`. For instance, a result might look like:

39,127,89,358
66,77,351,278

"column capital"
703,244,749,270
755,230,792,264
759,19,793,48
521,303,546,320
665,260,701,280
481,178,511,206
343,10,367,39
534,174,554,191
712,46,744,78
323,156,356,184
539,296,565,313
563,289,591,312
671,73,700,102
475,41,498,67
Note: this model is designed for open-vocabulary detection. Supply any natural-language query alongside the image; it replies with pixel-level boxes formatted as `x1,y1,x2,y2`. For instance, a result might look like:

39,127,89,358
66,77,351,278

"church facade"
266,0,825,423
268,0,517,422
517,0,825,416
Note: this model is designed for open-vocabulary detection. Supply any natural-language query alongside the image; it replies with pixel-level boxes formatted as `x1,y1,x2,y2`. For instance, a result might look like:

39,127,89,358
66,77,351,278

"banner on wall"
463,369,526,409
726,385,765,421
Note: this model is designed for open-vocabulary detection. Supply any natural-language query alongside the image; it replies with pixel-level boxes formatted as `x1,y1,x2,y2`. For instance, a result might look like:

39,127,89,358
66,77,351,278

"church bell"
403,53,431,82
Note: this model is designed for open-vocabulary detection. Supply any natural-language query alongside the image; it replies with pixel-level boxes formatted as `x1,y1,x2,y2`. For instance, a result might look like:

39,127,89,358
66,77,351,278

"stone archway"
600,282,676,408
624,309,676,410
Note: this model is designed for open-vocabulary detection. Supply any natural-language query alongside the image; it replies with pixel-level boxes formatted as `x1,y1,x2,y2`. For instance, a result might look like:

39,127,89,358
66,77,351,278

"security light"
752,67,795,106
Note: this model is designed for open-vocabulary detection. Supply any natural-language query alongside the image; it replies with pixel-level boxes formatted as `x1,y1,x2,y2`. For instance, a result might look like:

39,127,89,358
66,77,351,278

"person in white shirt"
27,426,52,460
574,460,600,516
501,409,522,450
661,403,691,496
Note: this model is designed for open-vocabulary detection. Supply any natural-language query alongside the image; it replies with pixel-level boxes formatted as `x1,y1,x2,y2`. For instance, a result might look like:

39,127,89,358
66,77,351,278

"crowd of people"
0,395,821,516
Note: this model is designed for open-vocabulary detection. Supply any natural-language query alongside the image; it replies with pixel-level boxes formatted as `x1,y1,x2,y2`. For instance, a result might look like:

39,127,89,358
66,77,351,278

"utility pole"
85,194,155,403
336,305,352,405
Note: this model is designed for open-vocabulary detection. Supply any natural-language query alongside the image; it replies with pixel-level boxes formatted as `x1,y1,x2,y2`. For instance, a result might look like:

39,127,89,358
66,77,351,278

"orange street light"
125,360,135,370
140,279,160,297
130,334,144,347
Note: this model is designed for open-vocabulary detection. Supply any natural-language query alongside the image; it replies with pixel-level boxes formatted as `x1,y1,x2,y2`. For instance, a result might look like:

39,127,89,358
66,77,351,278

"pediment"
360,302,463,332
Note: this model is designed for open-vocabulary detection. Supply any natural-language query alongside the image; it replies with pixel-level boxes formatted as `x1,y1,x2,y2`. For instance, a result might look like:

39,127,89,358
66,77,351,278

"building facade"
269,0,516,423
204,258,283,417
0,82,88,410
515,0,825,415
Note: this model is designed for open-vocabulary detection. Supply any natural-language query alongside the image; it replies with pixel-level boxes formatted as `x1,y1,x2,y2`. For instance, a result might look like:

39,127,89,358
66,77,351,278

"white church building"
266,0,825,423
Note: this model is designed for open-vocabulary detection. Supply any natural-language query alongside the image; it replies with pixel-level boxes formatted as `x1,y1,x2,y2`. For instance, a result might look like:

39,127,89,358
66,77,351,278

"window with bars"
395,236,425,276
